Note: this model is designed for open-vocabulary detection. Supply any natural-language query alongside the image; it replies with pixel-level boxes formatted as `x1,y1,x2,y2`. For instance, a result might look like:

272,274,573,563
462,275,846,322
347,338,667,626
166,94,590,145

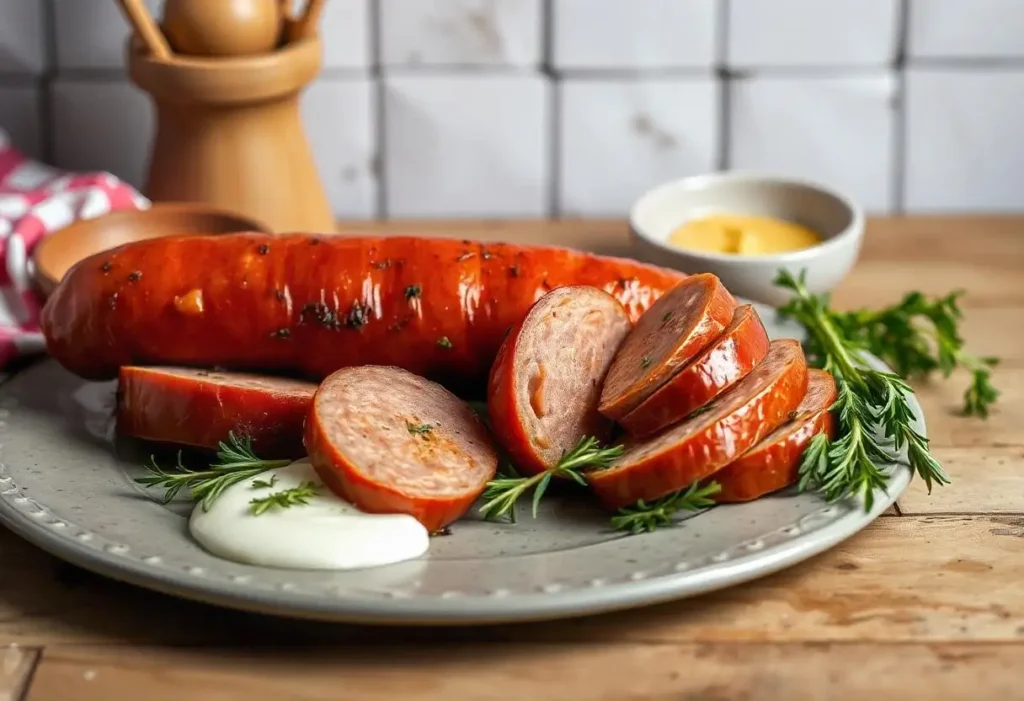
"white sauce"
189,460,430,570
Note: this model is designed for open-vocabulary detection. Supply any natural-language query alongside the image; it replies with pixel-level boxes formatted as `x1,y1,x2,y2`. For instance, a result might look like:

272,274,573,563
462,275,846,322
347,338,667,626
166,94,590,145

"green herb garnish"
405,284,421,300
251,475,278,490
640,355,652,369
479,436,623,523
248,482,319,515
774,270,952,510
611,481,722,534
136,432,292,511
406,422,434,436
436,336,453,350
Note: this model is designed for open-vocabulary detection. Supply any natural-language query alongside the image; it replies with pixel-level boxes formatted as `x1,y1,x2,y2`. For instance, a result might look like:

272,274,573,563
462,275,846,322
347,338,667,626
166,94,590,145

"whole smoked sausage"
714,369,838,502
40,234,685,391
618,304,770,438
487,286,631,477
588,340,808,510
117,366,316,458
305,365,498,532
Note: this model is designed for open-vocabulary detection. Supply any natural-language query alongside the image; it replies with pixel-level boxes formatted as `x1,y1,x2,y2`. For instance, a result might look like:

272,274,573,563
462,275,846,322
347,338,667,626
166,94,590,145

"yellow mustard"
668,214,821,256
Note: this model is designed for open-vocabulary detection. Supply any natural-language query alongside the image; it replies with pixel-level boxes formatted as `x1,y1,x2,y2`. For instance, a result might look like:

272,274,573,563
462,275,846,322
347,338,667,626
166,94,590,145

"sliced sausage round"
116,366,316,458
587,339,809,510
488,286,631,477
304,365,498,533
598,273,736,422
714,369,838,502
618,304,770,438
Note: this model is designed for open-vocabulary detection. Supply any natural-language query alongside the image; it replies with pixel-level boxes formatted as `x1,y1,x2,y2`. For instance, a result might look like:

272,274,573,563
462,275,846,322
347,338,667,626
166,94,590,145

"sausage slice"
714,369,838,502
487,286,631,477
588,339,809,510
304,365,498,532
618,304,770,437
598,273,736,421
117,366,316,458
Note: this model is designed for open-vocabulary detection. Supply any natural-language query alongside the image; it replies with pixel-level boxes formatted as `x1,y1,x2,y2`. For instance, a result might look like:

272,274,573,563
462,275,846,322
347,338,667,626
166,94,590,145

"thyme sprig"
610,481,722,535
248,482,320,515
774,270,952,510
135,432,292,511
479,436,623,523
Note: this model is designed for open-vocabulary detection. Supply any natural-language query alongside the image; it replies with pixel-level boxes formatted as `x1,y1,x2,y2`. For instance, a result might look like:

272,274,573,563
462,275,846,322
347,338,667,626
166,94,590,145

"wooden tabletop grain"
2,216,1022,701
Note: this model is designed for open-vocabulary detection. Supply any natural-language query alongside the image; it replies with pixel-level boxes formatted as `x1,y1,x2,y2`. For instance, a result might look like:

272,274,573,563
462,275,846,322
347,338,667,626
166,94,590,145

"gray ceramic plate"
0,308,916,625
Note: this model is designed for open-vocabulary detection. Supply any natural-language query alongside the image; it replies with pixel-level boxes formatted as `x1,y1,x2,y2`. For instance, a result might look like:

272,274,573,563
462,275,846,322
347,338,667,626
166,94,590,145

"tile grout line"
717,0,731,171
542,0,560,219
370,0,387,221
890,0,911,214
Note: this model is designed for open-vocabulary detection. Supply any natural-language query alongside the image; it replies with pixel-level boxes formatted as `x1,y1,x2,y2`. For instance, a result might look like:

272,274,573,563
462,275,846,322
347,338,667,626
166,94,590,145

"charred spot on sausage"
127,271,142,283
405,284,421,300
257,244,270,255
431,526,453,537
309,237,321,245
345,301,371,329
300,302,341,330
661,311,673,325
508,264,520,278
100,261,112,273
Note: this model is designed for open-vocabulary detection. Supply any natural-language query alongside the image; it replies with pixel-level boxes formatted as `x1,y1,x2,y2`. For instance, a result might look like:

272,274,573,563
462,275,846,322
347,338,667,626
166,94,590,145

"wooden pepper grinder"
120,0,335,233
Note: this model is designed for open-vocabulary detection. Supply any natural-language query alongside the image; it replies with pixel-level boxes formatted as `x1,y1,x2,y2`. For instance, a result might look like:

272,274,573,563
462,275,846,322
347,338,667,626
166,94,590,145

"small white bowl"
628,172,864,307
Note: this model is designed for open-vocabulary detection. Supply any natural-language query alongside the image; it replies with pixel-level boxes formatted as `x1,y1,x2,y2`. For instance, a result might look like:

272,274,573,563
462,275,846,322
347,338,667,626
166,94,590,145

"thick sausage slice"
588,339,808,510
598,273,736,421
714,369,838,502
488,286,631,477
117,366,316,458
618,304,770,437
304,365,498,532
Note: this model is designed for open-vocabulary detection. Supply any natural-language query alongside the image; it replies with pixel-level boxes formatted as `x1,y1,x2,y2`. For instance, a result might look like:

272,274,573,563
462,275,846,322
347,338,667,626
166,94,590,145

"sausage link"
40,234,685,391
618,304,770,437
714,369,838,502
487,286,631,477
588,340,808,510
599,273,736,421
116,366,315,458
304,365,498,532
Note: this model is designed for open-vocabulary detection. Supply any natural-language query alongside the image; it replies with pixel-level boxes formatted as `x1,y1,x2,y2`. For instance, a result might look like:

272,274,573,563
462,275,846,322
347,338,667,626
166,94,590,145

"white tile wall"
383,74,550,217
553,0,717,70
908,0,1024,59
1,0,1024,218
380,0,542,68
728,0,899,68
0,85,42,159
904,68,1024,212
301,78,378,218
729,75,897,212
559,78,719,216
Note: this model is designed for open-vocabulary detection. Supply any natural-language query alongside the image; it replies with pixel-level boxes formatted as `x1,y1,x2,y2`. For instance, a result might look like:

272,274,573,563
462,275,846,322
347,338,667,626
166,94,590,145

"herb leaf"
248,481,319,515
479,436,623,522
251,475,278,490
135,432,292,511
406,421,434,436
774,270,952,509
610,481,722,535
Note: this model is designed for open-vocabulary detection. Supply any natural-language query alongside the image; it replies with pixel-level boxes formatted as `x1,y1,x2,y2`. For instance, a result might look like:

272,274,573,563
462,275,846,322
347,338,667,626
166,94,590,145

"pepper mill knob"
161,0,283,57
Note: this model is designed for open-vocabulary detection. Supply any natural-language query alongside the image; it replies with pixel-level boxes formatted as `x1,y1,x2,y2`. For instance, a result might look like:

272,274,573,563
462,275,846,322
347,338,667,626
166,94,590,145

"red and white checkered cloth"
0,129,149,368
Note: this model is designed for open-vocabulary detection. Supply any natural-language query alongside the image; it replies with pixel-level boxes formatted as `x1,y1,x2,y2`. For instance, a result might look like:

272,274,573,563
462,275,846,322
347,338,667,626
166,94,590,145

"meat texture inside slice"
488,286,631,476
599,273,736,421
305,365,498,531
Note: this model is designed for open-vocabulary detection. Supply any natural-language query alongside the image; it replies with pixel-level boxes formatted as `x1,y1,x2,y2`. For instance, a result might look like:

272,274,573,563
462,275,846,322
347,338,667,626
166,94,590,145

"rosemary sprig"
779,285,999,417
248,481,319,515
611,481,722,535
479,436,624,522
135,432,292,511
774,270,951,510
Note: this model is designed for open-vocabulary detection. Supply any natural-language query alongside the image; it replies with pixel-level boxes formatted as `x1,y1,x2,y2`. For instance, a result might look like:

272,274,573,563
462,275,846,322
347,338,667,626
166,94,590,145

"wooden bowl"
31,203,272,298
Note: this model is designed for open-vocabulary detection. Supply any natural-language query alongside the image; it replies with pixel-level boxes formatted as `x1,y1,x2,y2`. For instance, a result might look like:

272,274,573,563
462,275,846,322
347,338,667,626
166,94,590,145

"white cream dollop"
189,459,430,570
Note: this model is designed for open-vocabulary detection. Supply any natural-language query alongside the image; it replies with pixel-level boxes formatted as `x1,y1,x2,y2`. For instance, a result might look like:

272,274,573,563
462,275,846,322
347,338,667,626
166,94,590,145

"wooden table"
2,216,1022,700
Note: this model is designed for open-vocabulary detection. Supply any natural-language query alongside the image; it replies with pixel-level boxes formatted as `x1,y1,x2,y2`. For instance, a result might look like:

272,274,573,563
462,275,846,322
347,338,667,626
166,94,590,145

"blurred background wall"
0,0,1021,220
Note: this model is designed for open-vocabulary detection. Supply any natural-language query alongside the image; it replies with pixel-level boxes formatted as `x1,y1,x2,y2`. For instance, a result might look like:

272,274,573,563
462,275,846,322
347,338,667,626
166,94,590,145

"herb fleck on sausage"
257,244,270,255
274,290,286,302
405,284,421,300
508,264,520,278
345,301,371,329
300,302,341,330
436,336,453,350
271,328,291,339
100,261,112,273
127,271,142,283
